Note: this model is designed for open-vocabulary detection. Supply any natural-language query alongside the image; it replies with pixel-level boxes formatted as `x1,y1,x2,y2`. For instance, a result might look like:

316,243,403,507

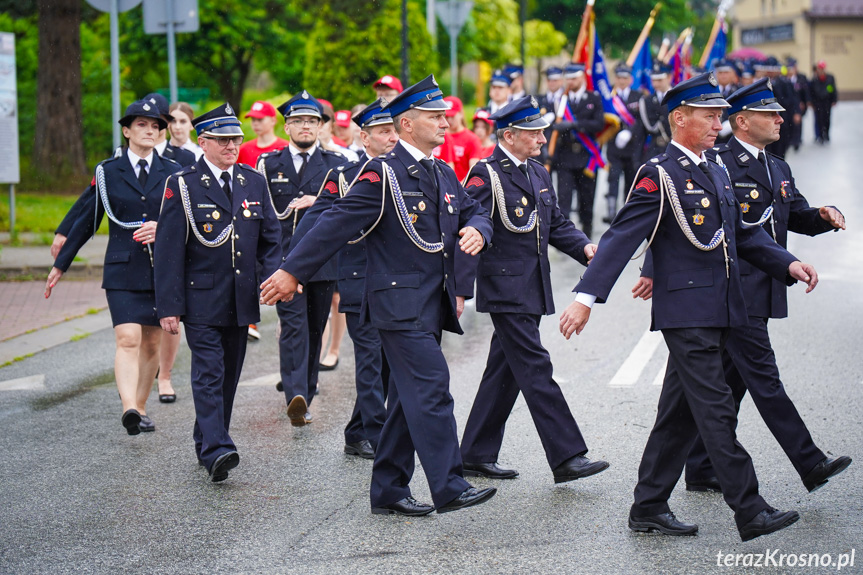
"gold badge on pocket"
701,197,710,208
212,210,221,220
750,190,759,200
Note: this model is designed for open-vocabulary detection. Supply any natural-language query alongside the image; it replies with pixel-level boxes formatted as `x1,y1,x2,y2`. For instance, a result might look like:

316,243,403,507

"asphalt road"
0,105,860,574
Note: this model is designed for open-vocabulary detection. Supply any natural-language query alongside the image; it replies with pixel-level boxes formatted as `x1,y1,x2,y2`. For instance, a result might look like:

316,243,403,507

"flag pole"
662,27,690,64
572,0,596,63
699,18,721,68
626,3,662,66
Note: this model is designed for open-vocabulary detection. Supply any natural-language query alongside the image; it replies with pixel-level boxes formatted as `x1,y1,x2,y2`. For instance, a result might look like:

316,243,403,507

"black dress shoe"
345,440,375,459
319,357,339,371
462,461,519,479
121,409,141,435
437,486,497,514
287,395,308,427
685,476,722,493
629,512,698,536
210,451,240,483
552,455,609,483
739,508,799,542
138,415,155,432
158,393,176,403
371,496,434,516
803,456,852,493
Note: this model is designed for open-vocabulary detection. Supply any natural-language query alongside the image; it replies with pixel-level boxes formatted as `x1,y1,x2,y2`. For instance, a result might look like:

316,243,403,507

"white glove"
615,129,632,149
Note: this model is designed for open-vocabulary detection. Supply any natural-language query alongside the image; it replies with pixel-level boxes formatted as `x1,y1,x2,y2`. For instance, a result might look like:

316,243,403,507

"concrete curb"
0,308,113,366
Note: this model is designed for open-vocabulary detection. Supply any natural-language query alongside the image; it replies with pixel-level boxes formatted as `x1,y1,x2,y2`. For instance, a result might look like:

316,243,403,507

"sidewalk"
0,234,111,362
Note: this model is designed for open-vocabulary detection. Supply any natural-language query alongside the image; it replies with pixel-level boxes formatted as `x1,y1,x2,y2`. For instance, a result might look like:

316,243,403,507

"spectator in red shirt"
434,96,482,181
472,109,497,158
237,101,289,167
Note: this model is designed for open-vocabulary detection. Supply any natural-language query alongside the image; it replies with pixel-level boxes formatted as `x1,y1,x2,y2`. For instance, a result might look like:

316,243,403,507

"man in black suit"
678,78,851,494
257,90,348,425
559,72,818,542
549,63,605,237
638,63,672,163
260,75,497,517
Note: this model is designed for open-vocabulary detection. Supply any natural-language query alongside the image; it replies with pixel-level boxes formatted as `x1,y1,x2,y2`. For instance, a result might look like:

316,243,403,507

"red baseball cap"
245,100,277,119
374,75,403,93
473,108,494,127
334,110,352,127
444,96,462,117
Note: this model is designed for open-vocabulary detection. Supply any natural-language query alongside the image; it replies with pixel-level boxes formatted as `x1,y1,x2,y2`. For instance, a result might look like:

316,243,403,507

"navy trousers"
632,328,768,530
556,167,597,231
343,311,388,448
370,329,469,509
276,280,335,405
185,323,248,472
460,313,588,469
685,316,826,482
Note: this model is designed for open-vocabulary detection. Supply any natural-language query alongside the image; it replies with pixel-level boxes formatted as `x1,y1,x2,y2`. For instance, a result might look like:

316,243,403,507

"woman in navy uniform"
455,96,610,484
154,103,282,482
679,78,850,493
256,91,347,425
261,76,497,516
559,72,819,542
45,100,181,435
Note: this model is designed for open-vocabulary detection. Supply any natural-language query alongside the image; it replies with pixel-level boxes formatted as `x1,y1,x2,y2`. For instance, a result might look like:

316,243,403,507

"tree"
301,0,438,110
32,0,86,177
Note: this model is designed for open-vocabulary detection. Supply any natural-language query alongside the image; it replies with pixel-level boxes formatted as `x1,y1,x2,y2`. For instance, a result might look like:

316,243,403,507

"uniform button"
142,213,147,218
234,235,239,239
688,280,693,285
236,251,241,256
253,212,258,216
391,281,397,286
141,196,146,201
190,281,194,285
235,269,241,275
233,216,237,221
445,274,449,279
299,192,304,196
352,272,358,276
443,252,449,258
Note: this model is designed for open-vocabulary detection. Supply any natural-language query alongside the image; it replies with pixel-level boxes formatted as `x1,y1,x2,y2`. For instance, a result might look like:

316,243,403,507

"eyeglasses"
287,118,321,128
203,136,244,147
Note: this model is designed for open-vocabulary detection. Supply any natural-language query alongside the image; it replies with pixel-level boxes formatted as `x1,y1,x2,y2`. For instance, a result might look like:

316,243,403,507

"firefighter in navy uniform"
455,96,610,484
291,98,399,459
680,78,851,494
559,72,819,542
549,63,605,237
604,64,644,223
257,90,348,425
154,103,281,482
260,75,497,517
638,62,672,163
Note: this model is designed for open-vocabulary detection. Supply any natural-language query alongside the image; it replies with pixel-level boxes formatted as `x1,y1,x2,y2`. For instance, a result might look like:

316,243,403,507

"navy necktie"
297,152,309,181
221,172,231,199
137,159,148,189
518,163,530,185
758,151,773,188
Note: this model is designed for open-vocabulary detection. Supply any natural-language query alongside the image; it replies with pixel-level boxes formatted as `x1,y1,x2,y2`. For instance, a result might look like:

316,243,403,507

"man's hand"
456,295,465,319
458,226,485,255
632,277,653,300
288,196,316,211
50,234,67,259
44,267,64,298
584,243,598,262
160,316,180,335
132,220,158,245
260,269,302,305
789,261,818,293
559,300,591,339
819,206,846,230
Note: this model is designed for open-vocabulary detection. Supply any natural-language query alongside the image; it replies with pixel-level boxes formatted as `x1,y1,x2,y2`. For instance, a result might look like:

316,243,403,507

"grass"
69,332,91,342
0,193,108,237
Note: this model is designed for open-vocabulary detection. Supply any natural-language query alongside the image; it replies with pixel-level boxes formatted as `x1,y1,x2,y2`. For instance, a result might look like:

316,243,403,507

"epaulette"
647,153,669,165
258,150,277,161
174,164,197,177
479,158,488,163
321,149,343,158
527,157,543,165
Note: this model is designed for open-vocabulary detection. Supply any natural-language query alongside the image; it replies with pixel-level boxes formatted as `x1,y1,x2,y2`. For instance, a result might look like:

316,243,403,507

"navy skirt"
105,289,160,327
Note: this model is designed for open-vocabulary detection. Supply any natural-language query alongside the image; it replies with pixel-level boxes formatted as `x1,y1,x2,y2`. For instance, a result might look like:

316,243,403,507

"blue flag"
707,20,728,70
632,40,654,94
591,28,616,115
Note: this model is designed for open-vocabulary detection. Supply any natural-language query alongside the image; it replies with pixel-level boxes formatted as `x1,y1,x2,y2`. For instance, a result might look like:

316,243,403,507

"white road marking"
0,374,46,391
608,329,664,387
238,372,281,387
